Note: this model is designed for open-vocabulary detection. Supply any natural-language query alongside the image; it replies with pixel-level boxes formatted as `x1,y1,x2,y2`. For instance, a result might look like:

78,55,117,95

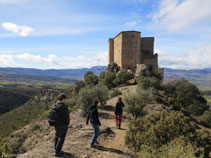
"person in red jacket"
114,97,124,129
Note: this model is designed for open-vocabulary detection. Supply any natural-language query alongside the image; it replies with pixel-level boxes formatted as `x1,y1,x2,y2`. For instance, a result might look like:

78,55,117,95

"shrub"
137,137,203,158
201,110,211,128
99,71,105,81
77,87,94,116
123,89,153,119
137,75,162,90
109,89,122,99
125,111,195,151
107,62,120,73
103,71,116,89
74,80,85,93
0,137,12,156
195,129,211,157
125,111,211,157
164,78,208,115
92,84,108,106
84,71,94,78
78,84,108,115
84,73,98,87
65,98,78,111
114,69,134,86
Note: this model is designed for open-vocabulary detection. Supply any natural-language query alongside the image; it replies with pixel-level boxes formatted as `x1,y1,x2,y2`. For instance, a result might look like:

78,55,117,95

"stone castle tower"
108,31,159,71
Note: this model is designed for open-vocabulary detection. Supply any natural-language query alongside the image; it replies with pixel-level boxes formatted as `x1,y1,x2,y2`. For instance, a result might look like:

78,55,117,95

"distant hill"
164,68,211,90
0,66,107,78
0,66,210,90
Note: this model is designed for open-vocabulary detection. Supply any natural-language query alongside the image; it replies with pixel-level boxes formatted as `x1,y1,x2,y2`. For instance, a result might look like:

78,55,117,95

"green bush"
103,71,116,89
109,89,122,99
195,129,211,157
99,71,105,81
125,111,195,151
114,69,134,86
164,78,208,115
77,87,94,116
84,71,94,78
92,84,108,106
0,137,12,156
65,98,78,112
201,110,211,128
84,72,98,87
125,111,211,157
78,84,108,116
107,62,120,73
137,136,203,158
137,75,162,90
74,80,85,93
123,89,153,119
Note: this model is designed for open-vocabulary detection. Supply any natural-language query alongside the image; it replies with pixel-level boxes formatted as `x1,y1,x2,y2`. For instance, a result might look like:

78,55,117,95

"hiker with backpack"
86,100,101,147
114,97,124,129
48,93,70,157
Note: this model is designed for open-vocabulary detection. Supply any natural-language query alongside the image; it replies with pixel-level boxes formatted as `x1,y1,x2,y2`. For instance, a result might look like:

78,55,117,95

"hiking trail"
16,86,137,158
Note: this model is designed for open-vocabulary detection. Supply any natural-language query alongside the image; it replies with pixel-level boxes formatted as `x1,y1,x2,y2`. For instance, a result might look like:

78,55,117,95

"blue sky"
0,0,211,69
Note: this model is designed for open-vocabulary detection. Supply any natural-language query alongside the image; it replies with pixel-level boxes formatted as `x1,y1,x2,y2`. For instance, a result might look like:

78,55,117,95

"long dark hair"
118,97,122,102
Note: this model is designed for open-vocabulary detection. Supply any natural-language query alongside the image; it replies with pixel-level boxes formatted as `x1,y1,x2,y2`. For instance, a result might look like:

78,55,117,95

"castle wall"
140,37,154,55
108,31,159,72
140,53,158,69
121,32,140,70
113,33,123,68
108,38,114,64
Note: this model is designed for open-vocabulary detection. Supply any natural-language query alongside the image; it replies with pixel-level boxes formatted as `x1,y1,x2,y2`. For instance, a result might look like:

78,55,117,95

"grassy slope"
0,87,38,115
0,89,60,138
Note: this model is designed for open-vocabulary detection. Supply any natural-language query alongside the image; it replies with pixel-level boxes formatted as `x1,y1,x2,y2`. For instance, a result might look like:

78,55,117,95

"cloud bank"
158,44,211,69
1,23,34,37
152,0,211,32
0,52,108,69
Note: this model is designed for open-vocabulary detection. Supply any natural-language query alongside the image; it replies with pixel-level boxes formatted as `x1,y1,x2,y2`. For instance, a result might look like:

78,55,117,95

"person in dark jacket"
86,100,101,147
54,93,70,157
114,97,124,129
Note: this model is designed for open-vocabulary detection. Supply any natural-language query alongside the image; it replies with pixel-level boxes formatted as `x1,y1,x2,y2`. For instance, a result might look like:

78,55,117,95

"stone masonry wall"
108,38,114,64
121,32,140,70
140,37,154,55
108,31,159,71
140,53,158,69
113,33,122,68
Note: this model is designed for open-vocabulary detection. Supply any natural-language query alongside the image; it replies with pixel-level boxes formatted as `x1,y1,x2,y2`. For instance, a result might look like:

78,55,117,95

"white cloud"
0,52,108,69
152,0,211,32
16,53,59,65
0,55,16,66
125,21,137,28
1,23,34,37
157,44,211,69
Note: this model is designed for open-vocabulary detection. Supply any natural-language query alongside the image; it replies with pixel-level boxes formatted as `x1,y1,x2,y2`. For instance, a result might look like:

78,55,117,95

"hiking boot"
55,151,63,157
90,144,97,148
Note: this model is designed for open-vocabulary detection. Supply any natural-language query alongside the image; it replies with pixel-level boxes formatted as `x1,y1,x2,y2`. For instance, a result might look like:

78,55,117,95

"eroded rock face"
135,64,147,77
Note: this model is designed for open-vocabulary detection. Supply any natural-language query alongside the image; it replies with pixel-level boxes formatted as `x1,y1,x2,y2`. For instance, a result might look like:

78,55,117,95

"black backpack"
89,108,96,123
48,105,61,126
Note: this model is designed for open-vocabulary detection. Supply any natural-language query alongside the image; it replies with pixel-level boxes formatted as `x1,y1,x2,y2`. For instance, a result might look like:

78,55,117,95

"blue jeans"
90,123,99,146
54,126,68,154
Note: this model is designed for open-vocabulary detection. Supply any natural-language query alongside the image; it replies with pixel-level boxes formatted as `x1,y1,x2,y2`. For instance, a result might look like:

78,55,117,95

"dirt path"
17,86,137,158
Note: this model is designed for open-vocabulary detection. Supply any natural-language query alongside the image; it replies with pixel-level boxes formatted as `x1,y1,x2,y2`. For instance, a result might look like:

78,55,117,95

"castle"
108,31,160,72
